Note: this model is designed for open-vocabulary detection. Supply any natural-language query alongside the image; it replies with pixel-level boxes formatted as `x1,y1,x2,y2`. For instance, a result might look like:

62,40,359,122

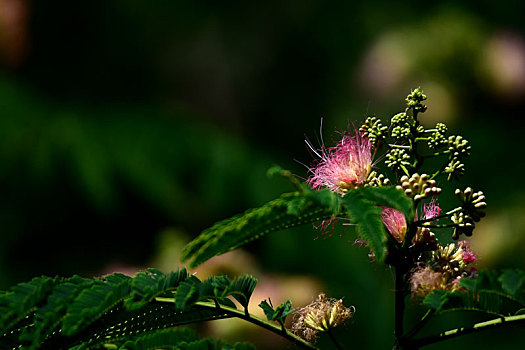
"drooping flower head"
381,199,443,245
381,207,407,243
307,128,373,195
291,293,355,342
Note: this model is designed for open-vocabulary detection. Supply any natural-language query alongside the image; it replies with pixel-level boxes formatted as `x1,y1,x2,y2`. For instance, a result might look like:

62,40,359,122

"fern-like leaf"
124,268,189,311
424,269,525,317
0,276,57,335
116,328,199,349
22,275,94,349
230,275,257,310
181,188,340,268
62,273,132,335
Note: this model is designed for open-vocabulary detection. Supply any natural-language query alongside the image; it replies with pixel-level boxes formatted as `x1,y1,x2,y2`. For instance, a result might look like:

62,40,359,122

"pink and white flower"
307,129,373,195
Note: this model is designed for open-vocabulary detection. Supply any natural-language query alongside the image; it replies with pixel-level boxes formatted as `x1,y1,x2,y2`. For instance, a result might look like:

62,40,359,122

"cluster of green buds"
359,87,472,182
360,116,387,146
359,88,486,273
405,87,427,115
451,187,487,239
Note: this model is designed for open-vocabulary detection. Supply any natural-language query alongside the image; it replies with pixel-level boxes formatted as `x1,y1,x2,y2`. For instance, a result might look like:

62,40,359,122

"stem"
403,309,435,340
327,329,343,350
394,268,405,339
420,223,456,229
389,144,412,149
410,314,525,348
414,207,462,225
399,164,411,177
155,297,318,349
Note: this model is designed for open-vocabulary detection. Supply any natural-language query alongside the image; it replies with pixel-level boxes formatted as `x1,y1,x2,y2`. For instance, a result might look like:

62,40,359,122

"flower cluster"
410,241,477,298
304,87,485,301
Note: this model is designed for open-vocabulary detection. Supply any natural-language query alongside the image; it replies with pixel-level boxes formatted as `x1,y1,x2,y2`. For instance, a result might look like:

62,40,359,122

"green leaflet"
423,269,525,316
259,299,294,324
355,186,414,221
110,327,256,350
124,268,189,311
181,188,340,268
0,269,259,349
230,275,258,309
62,273,132,335
74,303,232,350
117,328,199,349
23,275,94,349
173,274,257,311
342,190,387,262
0,276,57,334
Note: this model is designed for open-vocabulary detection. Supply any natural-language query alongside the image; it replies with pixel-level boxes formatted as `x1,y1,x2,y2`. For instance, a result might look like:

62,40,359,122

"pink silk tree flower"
381,207,407,243
307,129,373,195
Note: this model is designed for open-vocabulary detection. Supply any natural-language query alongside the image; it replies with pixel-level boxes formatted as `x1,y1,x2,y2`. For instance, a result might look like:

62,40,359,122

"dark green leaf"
356,186,414,221
0,276,57,334
117,328,199,349
62,273,132,335
125,268,189,311
259,299,293,324
499,269,525,297
230,275,257,309
343,190,387,262
181,189,340,268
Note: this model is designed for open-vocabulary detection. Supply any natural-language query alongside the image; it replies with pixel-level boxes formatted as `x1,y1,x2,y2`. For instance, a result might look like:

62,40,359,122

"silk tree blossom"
307,129,373,195
422,199,442,220
291,293,355,342
381,200,442,244
410,241,477,299
381,207,407,243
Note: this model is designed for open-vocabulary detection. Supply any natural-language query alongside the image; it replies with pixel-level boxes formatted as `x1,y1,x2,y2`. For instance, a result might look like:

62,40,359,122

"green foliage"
259,299,294,325
181,188,341,268
356,187,414,222
182,182,412,267
116,328,199,350
423,269,525,317
0,269,262,349
342,190,388,262
62,273,132,335
124,268,189,311
0,276,57,334
230,275,258,310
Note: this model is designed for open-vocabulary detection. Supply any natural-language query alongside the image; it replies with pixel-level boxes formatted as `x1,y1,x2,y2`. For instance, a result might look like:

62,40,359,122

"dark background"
1,1,524,348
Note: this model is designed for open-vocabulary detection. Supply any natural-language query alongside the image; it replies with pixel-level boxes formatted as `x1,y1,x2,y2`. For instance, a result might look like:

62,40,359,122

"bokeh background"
1,1,524,349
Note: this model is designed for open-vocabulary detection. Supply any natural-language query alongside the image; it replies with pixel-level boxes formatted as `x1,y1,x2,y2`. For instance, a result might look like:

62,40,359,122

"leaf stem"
327,329,343,350
155,297,318,349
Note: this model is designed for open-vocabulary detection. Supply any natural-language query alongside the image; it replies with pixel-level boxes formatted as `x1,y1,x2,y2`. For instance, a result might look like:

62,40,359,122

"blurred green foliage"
1,1,524,348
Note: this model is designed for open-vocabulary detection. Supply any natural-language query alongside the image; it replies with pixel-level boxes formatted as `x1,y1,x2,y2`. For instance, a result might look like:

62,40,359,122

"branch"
410,314,525,348
155,297,318,350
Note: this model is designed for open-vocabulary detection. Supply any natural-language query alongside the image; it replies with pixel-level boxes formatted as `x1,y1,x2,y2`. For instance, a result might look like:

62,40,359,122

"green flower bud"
448,135,471,159
360,116,388,145
385,148,411,170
